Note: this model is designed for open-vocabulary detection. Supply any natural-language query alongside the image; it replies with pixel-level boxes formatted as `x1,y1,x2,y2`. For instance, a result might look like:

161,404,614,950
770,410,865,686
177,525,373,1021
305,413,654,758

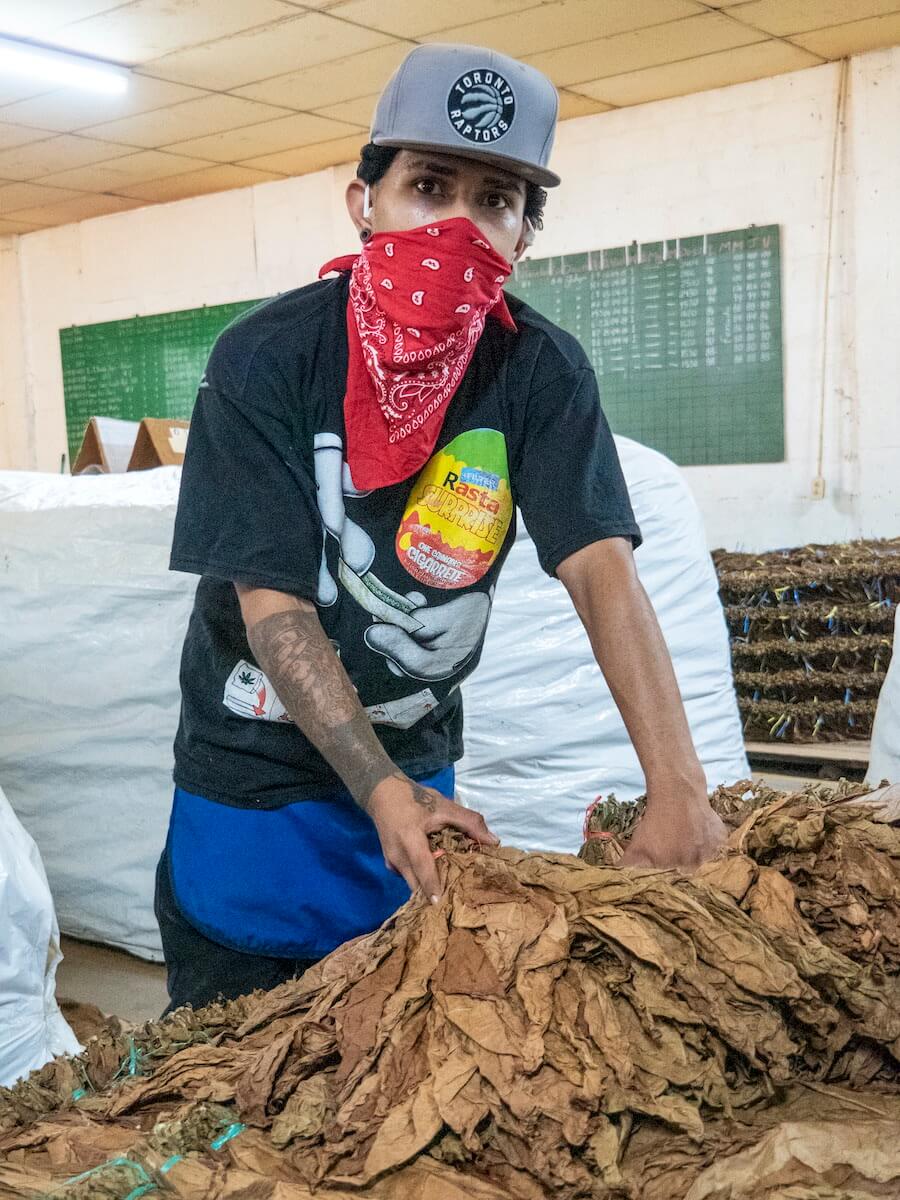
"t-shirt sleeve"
169,339,322,599
513,366,642,577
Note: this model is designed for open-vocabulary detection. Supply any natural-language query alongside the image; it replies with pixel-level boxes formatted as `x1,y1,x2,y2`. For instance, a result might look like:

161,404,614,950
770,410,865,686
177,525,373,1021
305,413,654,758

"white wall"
2,47,898,551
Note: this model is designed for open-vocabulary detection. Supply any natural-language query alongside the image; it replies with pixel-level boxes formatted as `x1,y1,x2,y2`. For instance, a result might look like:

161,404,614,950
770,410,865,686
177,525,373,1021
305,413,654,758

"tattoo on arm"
391,772,438,813
246,608,394,810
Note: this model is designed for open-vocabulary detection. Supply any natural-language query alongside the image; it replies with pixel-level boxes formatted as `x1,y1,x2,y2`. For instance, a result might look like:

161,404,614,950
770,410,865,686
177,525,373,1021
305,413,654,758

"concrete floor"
57,936,168,1024
54,769,818,1024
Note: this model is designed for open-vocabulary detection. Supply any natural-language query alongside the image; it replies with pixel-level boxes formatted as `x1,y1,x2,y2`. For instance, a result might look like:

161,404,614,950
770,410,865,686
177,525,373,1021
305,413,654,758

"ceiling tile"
328,0,539,39
36,149,217,191
789,12,900,57
83,94,297,149
418,0,706,58
0,80,53,107
233,42,410,110
5,193,145,225
524,11,764,87
0,135,137,182
313,93,379,126
573,39,822,107
0,123,54,151
167,112,364,164
238,132,367,175
0,181,85,214
111,163,287,203
723,0,900,38
42,0,302,66
0,0,131,39
0,215,51,234
0,77,206,135
557,90,615,120
141,12,394,91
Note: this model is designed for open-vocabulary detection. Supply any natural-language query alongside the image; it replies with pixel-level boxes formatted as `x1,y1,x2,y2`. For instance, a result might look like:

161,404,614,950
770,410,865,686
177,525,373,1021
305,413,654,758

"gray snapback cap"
371,43,560,187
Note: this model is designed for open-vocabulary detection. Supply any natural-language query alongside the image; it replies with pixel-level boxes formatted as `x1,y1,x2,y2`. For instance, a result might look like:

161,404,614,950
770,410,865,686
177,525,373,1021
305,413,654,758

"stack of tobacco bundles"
713,539,899,741
4,783,900,1199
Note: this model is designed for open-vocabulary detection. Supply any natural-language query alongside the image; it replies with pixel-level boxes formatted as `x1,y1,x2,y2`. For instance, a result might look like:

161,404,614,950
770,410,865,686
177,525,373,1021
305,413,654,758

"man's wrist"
643,762,708,807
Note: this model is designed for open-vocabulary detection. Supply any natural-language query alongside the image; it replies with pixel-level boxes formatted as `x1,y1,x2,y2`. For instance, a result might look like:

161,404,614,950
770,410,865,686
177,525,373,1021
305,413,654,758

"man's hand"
617,787,728,870
366,774,499,901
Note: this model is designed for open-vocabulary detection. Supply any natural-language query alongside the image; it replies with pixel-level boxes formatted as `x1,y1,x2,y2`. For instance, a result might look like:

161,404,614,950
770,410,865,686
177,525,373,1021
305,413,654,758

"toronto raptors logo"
447,70,516,144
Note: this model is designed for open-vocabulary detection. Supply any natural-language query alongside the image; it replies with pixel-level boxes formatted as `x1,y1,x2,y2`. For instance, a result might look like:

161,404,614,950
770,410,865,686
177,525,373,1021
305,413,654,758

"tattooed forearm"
246,607,394,809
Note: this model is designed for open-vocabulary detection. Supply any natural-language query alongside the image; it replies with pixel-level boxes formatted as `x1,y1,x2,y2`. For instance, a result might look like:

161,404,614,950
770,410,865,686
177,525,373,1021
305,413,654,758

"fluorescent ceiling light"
0,35,129,94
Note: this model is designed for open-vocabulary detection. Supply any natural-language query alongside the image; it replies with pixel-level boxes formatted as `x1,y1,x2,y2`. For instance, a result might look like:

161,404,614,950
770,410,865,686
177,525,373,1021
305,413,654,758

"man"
156,43,726,1012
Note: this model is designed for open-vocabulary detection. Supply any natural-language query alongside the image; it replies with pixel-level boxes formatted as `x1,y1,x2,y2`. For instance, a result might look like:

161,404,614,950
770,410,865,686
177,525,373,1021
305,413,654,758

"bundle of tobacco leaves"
582,780,900,977
4,784,900,1200
713,539,899,742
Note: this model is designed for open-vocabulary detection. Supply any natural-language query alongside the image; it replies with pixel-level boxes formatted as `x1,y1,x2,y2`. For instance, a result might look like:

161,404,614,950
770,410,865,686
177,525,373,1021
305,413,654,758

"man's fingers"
434,801,500,846
404,836,442,903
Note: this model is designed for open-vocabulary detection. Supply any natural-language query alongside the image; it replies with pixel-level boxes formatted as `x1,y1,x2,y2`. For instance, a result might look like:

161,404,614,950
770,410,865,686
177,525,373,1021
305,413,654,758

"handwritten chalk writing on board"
511,225,783,466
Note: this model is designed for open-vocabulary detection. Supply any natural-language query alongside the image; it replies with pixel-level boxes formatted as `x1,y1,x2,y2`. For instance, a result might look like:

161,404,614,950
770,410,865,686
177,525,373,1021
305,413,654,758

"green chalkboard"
511,225,784,465
60,299,264,462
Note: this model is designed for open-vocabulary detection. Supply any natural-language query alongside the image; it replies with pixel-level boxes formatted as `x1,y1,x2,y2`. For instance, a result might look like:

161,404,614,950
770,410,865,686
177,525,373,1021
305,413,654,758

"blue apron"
167,767,455,959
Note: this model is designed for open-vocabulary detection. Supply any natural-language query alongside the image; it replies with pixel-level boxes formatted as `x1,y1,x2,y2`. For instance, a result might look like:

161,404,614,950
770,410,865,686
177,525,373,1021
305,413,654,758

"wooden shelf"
745,739,870,768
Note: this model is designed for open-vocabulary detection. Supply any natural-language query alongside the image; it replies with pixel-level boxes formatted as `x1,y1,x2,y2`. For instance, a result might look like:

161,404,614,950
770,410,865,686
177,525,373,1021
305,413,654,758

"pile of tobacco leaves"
3,782,900,1200
713,538,899,742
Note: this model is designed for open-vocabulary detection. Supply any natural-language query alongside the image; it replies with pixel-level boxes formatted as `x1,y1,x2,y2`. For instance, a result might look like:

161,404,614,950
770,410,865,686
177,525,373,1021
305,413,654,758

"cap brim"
372,137,561,188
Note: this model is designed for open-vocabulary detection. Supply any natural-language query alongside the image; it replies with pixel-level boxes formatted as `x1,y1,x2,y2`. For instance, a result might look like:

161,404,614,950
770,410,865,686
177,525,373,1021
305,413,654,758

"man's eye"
414,178,442,195
485,193,510,209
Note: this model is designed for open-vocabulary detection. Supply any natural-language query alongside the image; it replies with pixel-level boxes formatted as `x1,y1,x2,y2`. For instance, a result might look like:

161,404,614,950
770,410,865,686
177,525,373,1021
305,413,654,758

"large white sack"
457,436,750,853
0,441,747,957
868,612,900,786
0,468,195,960
0,783,80,1088
0,466,182,510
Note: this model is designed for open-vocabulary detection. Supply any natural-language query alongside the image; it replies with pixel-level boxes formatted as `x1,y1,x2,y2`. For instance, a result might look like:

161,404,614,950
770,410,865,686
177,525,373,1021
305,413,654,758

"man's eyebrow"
481,175,524,194
404,158,458,176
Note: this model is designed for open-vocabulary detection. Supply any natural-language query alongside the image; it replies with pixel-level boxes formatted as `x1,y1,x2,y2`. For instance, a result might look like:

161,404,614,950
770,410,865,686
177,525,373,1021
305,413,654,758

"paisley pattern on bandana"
320,218,516,489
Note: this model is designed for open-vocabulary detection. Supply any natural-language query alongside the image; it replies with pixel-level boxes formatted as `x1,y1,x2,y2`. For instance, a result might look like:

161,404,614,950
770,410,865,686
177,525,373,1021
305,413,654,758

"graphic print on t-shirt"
396,429,513,589
223,430,504,728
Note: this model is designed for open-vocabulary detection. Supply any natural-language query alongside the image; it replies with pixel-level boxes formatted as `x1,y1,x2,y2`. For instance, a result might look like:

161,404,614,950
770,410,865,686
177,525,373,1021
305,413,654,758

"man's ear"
346,177,371,239
513,216,536,264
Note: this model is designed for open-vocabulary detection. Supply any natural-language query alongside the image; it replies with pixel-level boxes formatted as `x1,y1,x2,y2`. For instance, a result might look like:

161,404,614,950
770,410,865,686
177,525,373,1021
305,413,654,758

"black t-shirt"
170,274,641,808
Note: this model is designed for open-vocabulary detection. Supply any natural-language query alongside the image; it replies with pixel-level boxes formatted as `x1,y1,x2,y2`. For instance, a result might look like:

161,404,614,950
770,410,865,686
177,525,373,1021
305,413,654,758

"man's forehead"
396,150,525,191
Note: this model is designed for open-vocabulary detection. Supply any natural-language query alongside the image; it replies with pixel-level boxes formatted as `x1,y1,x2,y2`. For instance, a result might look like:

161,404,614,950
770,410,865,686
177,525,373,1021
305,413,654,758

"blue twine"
210,1123,246,1151
64,1157,152,1188
59,1121,242,1196
122,1184,156,1200
71,1088,87,1102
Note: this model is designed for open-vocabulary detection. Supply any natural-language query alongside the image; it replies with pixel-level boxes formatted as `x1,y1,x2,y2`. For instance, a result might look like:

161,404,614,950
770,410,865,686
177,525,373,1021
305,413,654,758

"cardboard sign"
127,418,190,471
71,416,189,474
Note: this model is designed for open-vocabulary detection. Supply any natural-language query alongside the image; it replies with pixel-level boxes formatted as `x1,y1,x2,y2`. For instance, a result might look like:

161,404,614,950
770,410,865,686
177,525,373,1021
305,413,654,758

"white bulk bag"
457,436,749,852
0,468,194,960
868,612,900,786
0,783,80,1087
0,440,747,956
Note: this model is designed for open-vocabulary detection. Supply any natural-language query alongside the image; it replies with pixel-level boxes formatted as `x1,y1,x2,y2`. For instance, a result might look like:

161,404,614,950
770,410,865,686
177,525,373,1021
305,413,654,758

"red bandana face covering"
320,217,516,490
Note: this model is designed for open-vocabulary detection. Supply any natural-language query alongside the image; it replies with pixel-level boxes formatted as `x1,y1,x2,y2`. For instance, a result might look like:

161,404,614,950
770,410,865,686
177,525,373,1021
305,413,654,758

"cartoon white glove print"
314,432,374,606
365,589,492,681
